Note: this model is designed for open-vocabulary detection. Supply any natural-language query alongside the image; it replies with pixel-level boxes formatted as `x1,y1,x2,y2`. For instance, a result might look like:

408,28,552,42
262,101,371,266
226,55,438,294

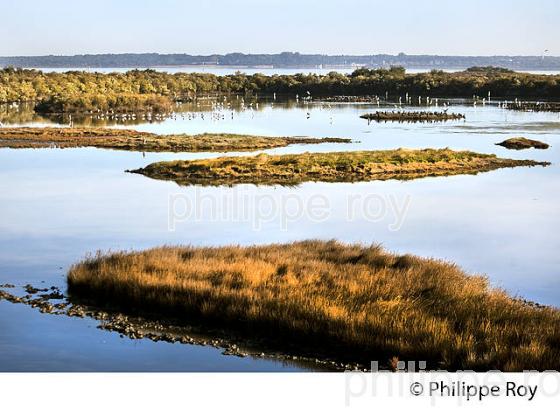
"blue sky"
1,0,558,56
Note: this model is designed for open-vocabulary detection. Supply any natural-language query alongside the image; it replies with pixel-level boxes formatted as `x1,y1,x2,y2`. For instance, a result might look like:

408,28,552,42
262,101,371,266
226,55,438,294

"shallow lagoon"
0,99,559,370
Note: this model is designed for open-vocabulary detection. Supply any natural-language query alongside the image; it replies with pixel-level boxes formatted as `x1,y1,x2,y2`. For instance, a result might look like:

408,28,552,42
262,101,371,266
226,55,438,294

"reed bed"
68,240,560,370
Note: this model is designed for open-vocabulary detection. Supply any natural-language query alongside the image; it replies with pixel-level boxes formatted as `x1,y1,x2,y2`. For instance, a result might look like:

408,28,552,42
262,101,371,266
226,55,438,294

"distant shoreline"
2,52,560,71
4,65,560,73
3,65,560,78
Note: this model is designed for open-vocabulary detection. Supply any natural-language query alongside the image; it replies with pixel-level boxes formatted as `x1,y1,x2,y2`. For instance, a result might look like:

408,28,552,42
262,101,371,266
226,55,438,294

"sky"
1,0,558,56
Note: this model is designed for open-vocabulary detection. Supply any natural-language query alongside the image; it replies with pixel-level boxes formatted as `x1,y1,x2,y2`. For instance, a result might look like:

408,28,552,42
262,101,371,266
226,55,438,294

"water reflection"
0,99,558,370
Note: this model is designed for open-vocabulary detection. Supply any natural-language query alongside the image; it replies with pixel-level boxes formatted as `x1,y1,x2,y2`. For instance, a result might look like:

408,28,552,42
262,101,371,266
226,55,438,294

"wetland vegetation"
1,65,559,373
0,127,350,152
1,66,559,113
34,93,173,114
129,149,548,186
65,240,560,371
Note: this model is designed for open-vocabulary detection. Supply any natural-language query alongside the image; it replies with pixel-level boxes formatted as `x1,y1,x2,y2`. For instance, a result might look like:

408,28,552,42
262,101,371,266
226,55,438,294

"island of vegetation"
66,240,560,370
360,111,465,122
0,127,350,152
496,137,550,150
128,149,548,186
1,66,559,114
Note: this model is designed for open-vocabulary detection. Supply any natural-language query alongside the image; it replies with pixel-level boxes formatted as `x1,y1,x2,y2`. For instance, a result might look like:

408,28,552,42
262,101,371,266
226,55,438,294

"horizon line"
2,51,559,58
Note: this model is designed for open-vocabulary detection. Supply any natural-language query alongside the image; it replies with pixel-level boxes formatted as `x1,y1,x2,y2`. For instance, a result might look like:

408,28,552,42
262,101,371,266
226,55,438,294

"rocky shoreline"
0,283,363,372
0,279,552,371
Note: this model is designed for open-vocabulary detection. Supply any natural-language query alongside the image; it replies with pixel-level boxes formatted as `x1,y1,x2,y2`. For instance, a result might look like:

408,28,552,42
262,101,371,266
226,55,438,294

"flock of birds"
82,94,335,125
0,92,557,128
83,91,499,126
83,92,454,126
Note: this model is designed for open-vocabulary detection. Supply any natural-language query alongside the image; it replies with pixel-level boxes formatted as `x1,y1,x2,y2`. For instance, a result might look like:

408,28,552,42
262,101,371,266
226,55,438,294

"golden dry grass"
130,148,549,186
0,127,350,152
67,240,560,370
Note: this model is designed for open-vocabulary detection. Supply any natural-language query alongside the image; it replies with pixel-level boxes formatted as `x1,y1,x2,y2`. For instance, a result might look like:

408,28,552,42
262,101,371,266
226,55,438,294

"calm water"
1,99,559,371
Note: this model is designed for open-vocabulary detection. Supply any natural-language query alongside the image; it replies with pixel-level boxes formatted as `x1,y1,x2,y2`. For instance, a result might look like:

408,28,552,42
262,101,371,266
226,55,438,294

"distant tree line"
1,66,559,113
1,52,560,70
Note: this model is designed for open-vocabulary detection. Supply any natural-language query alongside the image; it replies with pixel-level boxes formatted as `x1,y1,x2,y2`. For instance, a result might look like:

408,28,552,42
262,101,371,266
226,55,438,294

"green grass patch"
129,148,549,186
